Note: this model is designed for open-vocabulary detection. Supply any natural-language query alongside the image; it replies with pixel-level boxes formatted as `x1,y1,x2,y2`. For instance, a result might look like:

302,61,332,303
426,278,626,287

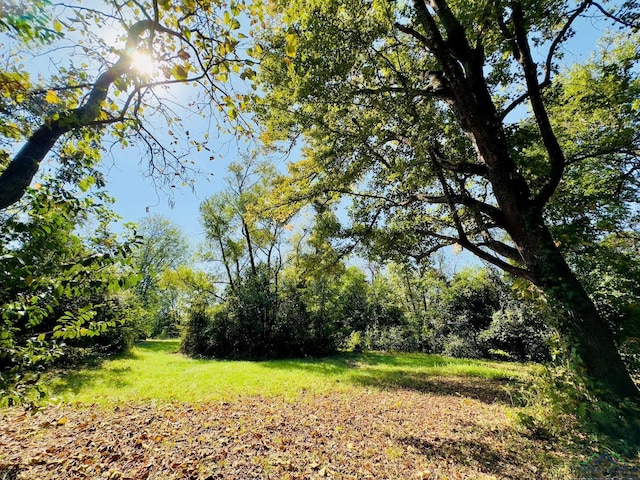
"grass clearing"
48,339,528,404
4,340,622,479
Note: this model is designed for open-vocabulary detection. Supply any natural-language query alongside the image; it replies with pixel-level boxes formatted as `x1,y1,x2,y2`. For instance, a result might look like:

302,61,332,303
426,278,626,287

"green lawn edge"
47,339,532,405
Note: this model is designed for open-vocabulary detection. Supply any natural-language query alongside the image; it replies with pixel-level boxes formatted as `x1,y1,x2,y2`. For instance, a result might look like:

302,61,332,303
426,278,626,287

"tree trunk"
426,14,640,399
522,222,639,400
241,216,257,276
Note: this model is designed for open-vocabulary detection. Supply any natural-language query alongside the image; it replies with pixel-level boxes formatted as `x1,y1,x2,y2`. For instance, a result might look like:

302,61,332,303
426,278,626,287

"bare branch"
429,143,488,176
591,1,640,29
477,239,523,262
501,0,591,119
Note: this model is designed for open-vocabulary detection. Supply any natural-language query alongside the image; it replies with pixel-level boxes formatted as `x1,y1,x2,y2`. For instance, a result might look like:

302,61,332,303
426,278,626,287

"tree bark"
241,216,257,276
523,218,639,400
465,72,639,401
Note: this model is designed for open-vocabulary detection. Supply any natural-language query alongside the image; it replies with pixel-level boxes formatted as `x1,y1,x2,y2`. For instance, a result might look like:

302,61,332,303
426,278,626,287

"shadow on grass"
52,341,519,405
261,354,360,377
51,366,132,396
261,351,518,404
349,370,514,404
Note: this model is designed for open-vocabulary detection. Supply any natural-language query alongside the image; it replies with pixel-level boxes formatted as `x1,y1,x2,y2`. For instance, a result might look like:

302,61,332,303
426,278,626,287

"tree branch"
0,19,163,210
591,1,640,30
429,143,488,176
353,84,451,99
510,2,567,211
500,0,591,120
477,238,522,262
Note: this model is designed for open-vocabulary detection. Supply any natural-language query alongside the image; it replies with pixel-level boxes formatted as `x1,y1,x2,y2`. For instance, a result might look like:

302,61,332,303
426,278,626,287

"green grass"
49,339,530,404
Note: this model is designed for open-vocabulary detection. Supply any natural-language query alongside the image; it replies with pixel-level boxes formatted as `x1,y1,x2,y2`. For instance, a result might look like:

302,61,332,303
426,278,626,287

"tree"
200,157,288,289
254,1,640,399
0,177,140,405
0,0,262,210
133,214,190,336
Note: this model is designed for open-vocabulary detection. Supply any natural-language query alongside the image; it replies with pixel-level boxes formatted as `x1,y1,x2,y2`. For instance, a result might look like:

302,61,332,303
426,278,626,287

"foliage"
252,0,640,399
132,214,190,338
0,0,57,43
481,298,552,363
513,363,640,458
179,300,214,358
357,263,552,362
186,158,319,359
180,267,338,359
361,326,422,353
0,178,140,406
425,268,501,358
156,265,219,338
199,157,287,286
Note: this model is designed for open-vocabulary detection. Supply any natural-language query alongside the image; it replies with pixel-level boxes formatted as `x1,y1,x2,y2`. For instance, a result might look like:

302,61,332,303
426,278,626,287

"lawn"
48,339,527,404
0,340,621,479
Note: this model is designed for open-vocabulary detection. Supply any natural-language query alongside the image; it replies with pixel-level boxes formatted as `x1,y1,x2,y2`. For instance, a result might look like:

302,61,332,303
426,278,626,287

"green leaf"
78,176,95,193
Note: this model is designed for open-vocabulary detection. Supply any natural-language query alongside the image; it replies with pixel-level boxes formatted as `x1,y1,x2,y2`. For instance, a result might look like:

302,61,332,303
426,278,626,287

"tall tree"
200,157,287,289
0,0,261,210
254,0,640,399
134,214,189,307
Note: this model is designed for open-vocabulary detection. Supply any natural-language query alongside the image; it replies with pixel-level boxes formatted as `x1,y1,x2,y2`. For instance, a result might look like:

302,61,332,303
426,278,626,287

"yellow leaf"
285,33,298,58
45,90,61,104
54,20,63,33
172,65,188,80
57,416,68,425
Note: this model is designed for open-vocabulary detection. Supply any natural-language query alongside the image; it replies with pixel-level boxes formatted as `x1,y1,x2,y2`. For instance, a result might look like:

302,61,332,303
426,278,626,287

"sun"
131,51,156,78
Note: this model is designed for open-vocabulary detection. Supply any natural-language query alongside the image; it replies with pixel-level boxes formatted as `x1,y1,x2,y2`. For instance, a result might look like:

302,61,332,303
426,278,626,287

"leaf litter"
1,378,576,479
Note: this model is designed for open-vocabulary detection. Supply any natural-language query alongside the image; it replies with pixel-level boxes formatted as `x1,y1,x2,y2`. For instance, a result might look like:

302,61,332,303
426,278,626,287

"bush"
512,363,640,457
480,300,552,362
180,301,214,357
0,181,141,406
441,335,485,359
181,270,340,360
362,326,421,352
59,290,144,363
423,268,551,362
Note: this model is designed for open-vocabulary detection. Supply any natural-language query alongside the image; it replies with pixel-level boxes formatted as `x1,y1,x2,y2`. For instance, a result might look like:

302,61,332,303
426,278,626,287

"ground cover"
0,340,624,479
46,340,527,404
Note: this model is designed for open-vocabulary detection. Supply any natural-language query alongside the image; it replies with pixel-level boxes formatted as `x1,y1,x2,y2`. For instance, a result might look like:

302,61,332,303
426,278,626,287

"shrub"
182,270,340,360
480,300,552,362
363,326,421,352
180,301,215,357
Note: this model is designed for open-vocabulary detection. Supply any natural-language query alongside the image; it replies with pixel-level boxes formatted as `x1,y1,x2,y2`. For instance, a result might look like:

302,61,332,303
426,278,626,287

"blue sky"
101,136,246,241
